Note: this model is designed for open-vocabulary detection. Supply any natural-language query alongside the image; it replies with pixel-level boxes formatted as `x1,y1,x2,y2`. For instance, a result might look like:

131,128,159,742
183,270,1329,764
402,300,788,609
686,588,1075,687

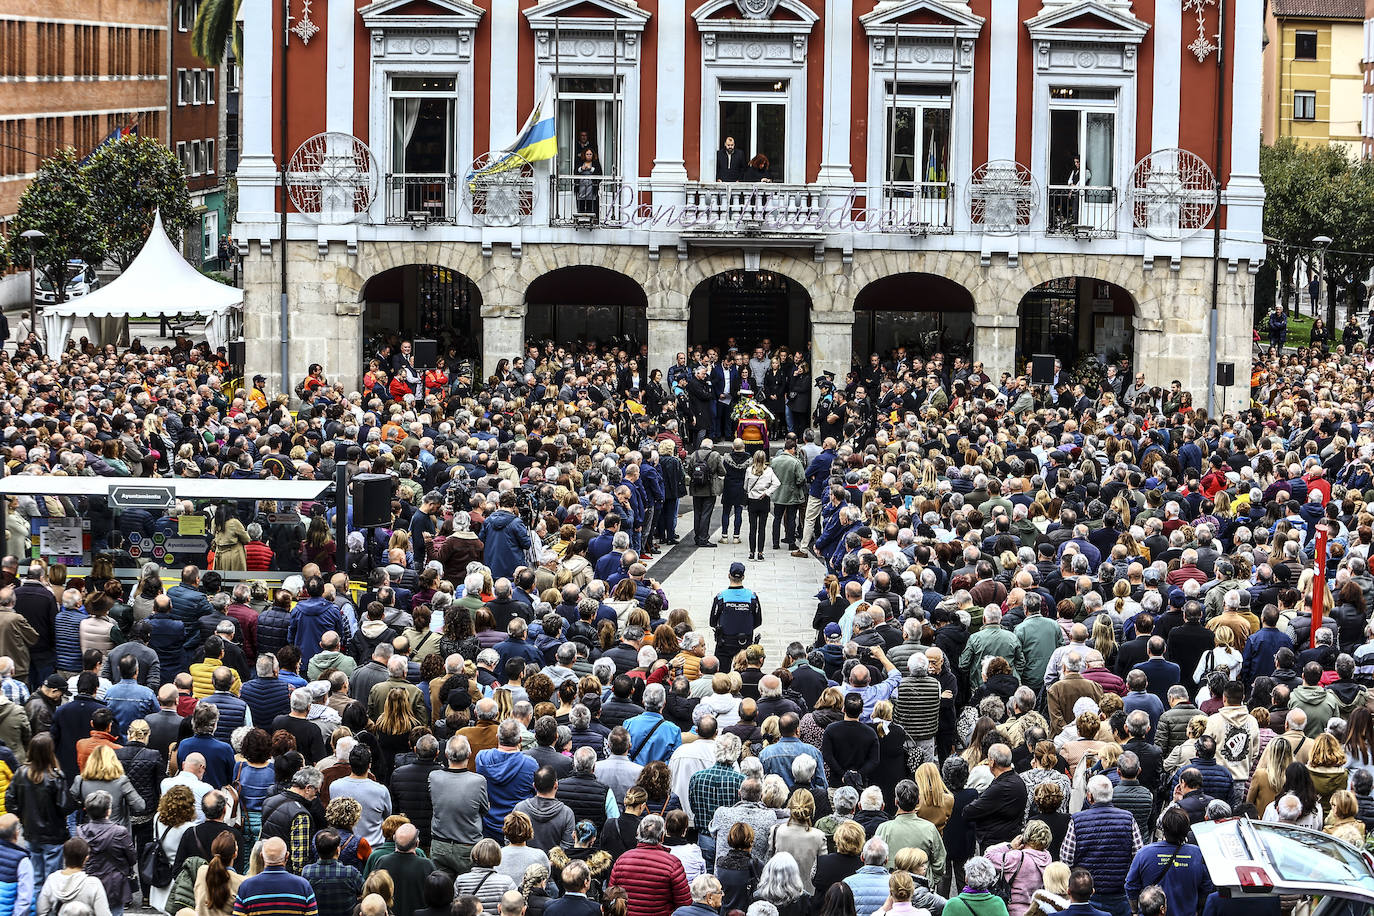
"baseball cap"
824,623,842,640
729,561,746,578
44,675,69,694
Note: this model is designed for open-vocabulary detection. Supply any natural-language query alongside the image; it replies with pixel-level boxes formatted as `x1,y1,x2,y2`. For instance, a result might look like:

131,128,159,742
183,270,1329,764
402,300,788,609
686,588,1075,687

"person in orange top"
424,359,449,396
75,706,123,772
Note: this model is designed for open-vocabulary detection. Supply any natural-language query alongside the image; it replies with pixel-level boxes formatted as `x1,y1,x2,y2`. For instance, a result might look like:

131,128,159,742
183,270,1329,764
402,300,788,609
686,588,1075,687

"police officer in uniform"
709,561,763,661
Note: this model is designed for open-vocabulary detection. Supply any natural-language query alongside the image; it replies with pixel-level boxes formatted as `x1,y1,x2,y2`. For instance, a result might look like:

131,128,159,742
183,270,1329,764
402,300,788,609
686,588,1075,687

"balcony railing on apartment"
549,175,629,227
1046,185,1118,238
385,173,458,225
878,182,955,233
680,183,824,235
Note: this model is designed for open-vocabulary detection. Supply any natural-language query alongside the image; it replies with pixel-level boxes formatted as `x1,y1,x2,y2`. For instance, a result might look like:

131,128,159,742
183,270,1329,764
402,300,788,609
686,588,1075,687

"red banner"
1312,525,1328,649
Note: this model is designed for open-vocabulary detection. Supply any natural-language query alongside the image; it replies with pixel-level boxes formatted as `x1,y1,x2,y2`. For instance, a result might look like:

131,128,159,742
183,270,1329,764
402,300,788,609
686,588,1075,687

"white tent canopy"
42,210,243,353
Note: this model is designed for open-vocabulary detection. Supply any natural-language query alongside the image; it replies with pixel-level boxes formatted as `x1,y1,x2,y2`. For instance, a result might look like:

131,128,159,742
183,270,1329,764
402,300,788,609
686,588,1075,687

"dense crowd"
0,326,1371,916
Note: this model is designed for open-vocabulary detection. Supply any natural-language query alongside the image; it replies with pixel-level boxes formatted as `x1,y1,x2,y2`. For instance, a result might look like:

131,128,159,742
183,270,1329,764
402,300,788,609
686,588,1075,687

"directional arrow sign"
107,485,176,512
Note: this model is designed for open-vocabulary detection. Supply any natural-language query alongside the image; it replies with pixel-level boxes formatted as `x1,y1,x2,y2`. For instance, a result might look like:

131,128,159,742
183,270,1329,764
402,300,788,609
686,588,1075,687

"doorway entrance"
524,266,647,348
688,269,810,352
1016,276,1135,373
853,273,974,362
360,264,482,366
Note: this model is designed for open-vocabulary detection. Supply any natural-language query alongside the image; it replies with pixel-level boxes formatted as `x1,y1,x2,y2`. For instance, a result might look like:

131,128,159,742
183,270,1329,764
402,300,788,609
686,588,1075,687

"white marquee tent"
41,210,243,353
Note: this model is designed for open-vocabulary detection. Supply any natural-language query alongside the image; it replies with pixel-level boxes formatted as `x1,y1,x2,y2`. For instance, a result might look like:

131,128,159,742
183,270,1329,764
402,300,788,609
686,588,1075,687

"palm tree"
191,0,241,66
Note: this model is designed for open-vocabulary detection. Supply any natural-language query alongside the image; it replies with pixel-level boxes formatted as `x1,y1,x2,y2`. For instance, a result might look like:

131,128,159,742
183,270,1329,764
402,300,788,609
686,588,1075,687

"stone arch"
523,264,650,347
1014,273,1138,372
852,272,977,360
685,263,815,354
357,260,485,364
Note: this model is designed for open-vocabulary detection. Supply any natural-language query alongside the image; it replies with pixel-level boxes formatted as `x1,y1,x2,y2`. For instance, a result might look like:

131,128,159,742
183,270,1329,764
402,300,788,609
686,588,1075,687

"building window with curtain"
388,75,457,222
1047,87,1117,234
556,77,621,178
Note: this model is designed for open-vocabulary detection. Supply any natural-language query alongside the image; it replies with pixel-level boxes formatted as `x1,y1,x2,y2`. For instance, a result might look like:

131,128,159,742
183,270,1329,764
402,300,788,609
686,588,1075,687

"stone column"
816,0,854,186
810,311,854,389
236,0,276,225
973,312,1018,379
481,308,525,381
650,0,689,183
647,312,688,378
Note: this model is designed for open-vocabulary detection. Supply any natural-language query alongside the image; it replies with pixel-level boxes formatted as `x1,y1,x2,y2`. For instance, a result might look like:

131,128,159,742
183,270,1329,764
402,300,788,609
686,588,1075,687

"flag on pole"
925,131,938,183
467,79,558,185
81,121,139,164
1312,524,1328,648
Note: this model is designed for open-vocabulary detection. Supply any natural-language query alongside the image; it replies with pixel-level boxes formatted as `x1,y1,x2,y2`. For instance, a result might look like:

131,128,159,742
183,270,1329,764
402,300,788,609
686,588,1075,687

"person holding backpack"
685,441,724,549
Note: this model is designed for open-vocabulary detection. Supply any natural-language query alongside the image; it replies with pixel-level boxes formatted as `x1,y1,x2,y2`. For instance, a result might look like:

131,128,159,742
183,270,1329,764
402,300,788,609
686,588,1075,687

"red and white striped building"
234,0,1264,405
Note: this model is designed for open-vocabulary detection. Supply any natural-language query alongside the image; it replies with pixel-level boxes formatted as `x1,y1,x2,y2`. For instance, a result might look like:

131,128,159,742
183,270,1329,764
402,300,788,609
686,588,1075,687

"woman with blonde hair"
1026,862,1071,916
373,687,420,782
1163,715,1211,778
893,847,949,913
766,789,826,896
915,762,955,831
1325,789,1366,840
800,687,845,747
1307,732,1351,810
1020,742,1071,817
1087,616,1117,671
323,796,371,870
70,745,145,830
985,821,1054,916
872,700,914,814
1247,725,1294,815
1194,624,1242,684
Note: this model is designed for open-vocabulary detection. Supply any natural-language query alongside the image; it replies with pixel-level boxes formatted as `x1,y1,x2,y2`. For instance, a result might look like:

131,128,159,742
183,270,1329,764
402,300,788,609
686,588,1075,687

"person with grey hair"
555,746,617,830
624,683,682,765
607,813,691,914
269,687,328,764
72,788,137,915
391,733,441,848
366,653,428,726
474,720,539,840
959,606,1025,695
1047,649,1106,734
428,736,488,876
893,650,941,762
843,837,893,916
962,743,1026,850
1061,774,1144,916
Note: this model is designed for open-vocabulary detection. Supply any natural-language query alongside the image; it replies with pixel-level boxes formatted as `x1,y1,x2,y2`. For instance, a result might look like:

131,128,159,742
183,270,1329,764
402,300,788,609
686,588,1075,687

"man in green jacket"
875,779,946,886
1014,593,1063,686
769,436,807,552
1289,662,1340,737
959,606,1025,694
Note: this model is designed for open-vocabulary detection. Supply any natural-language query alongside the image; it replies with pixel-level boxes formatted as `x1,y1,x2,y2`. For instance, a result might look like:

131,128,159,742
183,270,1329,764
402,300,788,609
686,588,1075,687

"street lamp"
19,229,45,340
1314,235,1333,326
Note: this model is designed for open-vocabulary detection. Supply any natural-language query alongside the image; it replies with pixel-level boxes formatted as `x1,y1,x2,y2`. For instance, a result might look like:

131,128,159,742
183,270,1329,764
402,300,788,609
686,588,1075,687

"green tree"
7,148,106,302
191,0,239,65
1260,138,1350,314
85,135,193,270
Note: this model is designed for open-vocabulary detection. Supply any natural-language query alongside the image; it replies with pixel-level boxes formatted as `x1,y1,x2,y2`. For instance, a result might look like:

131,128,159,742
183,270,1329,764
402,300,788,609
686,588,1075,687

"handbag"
138,824,175,890
990,851,1025,905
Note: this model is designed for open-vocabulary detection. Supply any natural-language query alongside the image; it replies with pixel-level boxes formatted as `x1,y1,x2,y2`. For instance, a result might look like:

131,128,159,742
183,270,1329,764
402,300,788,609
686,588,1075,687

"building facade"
1264,0,1362,157
170,0,233,267
0,0,169,229
234,0,1265,410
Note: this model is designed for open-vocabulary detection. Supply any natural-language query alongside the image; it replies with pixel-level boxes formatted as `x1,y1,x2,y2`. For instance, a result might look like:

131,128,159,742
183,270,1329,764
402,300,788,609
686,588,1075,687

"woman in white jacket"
743,450,780,561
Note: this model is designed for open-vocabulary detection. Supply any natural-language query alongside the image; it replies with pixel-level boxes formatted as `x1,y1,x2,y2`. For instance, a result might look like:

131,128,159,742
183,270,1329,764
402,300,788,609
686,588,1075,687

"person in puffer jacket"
0,813,33,916
479,495,532,581
843,837,896,916
607,814,690,916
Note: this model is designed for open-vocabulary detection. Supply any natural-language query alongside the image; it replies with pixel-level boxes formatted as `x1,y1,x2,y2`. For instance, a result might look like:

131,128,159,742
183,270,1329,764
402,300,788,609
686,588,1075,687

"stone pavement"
651,515,825,664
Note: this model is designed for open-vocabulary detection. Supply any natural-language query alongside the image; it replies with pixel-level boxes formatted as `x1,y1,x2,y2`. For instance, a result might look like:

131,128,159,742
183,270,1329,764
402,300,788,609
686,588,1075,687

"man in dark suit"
1131,636,1182,704
544,857,602,916
716,136,744,182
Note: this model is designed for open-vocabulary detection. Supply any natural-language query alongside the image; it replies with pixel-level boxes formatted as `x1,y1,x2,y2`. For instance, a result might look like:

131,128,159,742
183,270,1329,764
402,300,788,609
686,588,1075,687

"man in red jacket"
607,814,691,916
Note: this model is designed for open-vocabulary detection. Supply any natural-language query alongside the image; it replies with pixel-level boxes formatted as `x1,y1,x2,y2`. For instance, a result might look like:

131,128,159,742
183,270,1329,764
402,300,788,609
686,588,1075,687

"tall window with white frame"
389,75,457,222
718,79,787,182
1047,87,1116,234
557,77,621,178
883,82,951,227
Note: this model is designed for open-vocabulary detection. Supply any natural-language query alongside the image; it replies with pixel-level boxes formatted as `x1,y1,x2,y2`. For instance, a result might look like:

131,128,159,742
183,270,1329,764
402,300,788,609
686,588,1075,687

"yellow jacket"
190,658,241,697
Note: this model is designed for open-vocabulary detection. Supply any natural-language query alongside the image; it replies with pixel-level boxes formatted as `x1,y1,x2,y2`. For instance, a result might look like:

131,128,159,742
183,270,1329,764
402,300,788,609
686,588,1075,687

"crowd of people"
0,324,1370,916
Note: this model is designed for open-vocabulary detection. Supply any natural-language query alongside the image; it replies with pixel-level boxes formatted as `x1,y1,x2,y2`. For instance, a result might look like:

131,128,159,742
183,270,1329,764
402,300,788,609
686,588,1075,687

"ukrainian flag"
467,79,558,185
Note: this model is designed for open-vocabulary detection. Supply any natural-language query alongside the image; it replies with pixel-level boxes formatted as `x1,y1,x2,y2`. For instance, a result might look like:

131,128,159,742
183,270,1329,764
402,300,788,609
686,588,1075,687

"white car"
1193,818,1374,916
34,260,99,304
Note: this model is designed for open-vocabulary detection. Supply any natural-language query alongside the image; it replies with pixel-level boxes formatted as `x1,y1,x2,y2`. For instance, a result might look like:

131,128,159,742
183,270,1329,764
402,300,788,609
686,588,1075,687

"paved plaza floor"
652,513,823,663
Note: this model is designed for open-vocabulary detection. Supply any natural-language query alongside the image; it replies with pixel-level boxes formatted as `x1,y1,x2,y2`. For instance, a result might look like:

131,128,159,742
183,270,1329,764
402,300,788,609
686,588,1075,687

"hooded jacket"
37,871,110,916
514,795,576,852
288,597,342,669
1204,706,1259,780
1289,684,1340,737
480,510,532,580
474,747,537,836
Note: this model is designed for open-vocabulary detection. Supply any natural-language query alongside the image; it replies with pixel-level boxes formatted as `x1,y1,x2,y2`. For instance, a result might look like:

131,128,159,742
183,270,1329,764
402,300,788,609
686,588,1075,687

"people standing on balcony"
746,155,773,183
716,137,744,182
1059,154,1089,228
574,148,601,221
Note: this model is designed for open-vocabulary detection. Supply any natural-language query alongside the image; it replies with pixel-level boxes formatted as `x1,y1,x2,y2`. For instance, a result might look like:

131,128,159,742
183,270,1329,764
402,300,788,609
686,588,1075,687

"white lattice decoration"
1130,148,1217,241
968,160,1038,236
286,132,380,222
465,151,536,227
1183,0,1218,62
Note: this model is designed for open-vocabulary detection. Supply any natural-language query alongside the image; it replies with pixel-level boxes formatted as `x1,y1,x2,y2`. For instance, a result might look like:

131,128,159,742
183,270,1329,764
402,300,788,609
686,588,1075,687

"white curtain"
41,312,75,355
203,308,231,352
392,99,421,173
1084,113,1114,187
93,315,126,349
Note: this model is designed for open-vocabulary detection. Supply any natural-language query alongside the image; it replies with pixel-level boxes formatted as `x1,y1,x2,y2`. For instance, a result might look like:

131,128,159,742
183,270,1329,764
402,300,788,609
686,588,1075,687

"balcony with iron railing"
877,181,955,234
1046,185,1118,238
385,173,459,225
548,175,630,228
